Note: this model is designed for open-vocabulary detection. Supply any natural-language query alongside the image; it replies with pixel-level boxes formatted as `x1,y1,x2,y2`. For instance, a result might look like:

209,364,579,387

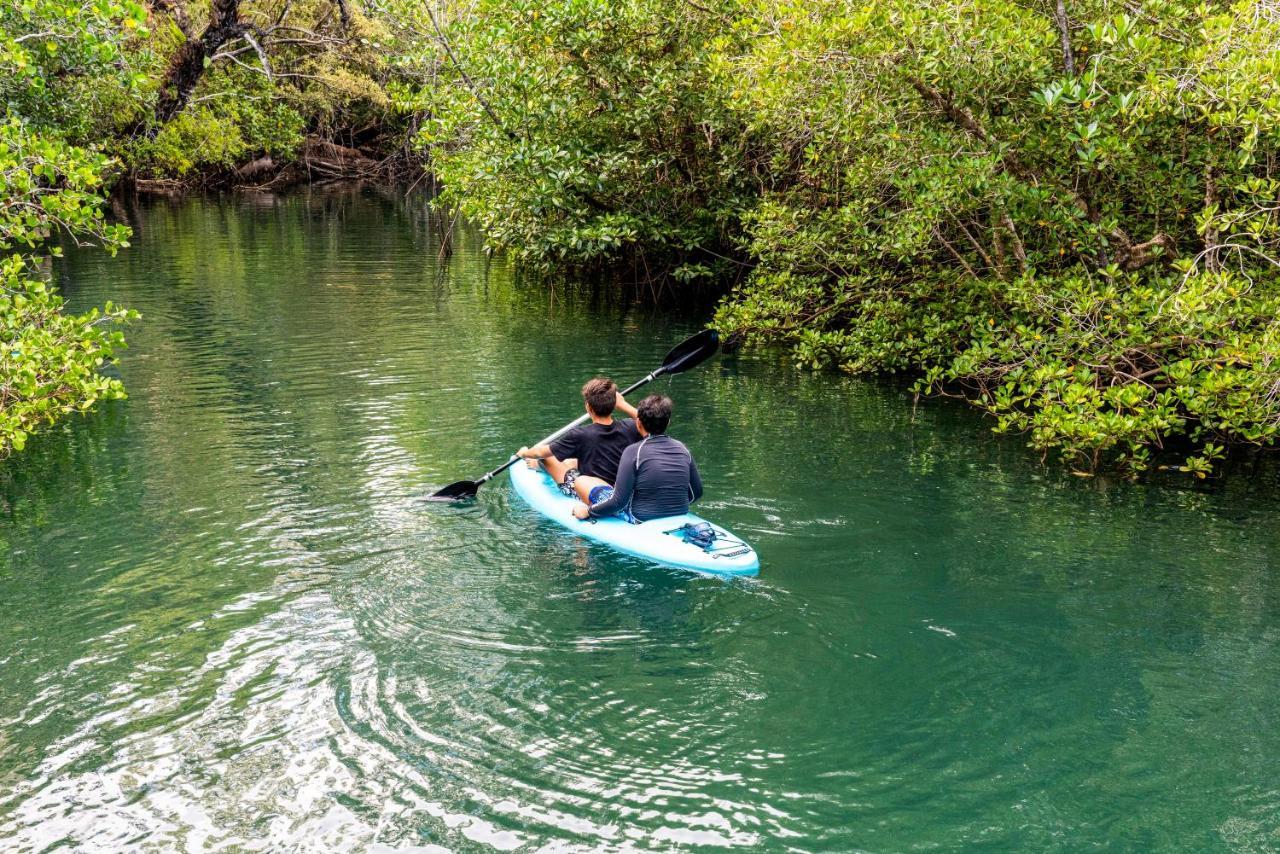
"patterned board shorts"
560,471,636,522
587,484,638,524
560,473,640,522
557,468,581,497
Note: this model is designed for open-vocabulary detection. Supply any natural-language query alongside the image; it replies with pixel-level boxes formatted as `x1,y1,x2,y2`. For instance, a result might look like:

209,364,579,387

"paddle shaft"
471,371,663,487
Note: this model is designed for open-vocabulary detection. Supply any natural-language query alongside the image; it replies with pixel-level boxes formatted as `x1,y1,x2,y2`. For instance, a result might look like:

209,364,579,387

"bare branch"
953,216,997,270
212,48,270,76
1052,0,1075,76
1203,158,1221,273
422,2,517,142
1001,211,1028,272
1121,233,1176,271
241,28,272,78
934,226,980,279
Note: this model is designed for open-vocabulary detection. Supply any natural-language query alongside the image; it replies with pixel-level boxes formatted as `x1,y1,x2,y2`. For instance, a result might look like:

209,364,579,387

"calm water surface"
2,190,1279,851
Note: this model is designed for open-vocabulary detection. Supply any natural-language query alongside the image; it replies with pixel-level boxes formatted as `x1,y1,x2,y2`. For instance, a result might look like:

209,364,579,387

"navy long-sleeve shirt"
588,434,703,521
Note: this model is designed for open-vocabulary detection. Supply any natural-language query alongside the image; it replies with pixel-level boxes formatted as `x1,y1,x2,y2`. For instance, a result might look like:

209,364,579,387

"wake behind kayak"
510,463,759,576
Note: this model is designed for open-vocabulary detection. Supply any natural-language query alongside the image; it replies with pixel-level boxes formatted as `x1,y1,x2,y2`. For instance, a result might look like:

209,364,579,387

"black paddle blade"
426,480,480,501
659,328,719,376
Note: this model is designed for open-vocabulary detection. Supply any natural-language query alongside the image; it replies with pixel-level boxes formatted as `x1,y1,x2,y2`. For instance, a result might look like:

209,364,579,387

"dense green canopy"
404,0,1280,475
3,0,1279,474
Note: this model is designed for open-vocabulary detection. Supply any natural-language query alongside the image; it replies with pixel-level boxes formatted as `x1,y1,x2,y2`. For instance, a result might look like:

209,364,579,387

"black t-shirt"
550,418,641,483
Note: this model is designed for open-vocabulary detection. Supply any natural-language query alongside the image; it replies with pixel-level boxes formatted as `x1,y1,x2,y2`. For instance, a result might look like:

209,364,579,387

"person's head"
636,394,672,436
581,377,618,418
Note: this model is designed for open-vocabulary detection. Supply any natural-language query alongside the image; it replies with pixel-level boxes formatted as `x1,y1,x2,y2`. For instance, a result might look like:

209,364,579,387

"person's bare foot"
524,458,540,470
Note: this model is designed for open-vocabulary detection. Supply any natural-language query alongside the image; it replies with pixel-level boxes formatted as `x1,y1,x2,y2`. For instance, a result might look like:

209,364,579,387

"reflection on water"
1,188,1278,850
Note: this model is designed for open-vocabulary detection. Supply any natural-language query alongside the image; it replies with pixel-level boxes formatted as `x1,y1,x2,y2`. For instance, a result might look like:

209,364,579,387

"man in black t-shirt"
516,377,640,502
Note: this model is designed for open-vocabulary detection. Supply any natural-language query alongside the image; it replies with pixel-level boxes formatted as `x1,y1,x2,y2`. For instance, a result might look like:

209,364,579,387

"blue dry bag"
680,522,718,550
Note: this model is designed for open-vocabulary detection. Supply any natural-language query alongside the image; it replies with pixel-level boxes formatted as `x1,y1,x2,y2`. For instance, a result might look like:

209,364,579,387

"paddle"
427,329,720,502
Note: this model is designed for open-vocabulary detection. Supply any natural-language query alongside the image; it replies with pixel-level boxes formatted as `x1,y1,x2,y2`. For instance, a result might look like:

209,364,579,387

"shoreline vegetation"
3,0,1279,478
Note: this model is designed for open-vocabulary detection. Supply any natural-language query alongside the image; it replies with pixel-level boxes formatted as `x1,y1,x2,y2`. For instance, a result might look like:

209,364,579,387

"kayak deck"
509,463,759,576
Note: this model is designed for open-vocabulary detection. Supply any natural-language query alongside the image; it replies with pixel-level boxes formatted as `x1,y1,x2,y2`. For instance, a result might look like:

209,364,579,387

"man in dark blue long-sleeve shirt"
570,394,702,523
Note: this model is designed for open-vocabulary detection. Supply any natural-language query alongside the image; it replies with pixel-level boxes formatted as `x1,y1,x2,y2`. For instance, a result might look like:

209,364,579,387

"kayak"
509,463,760,576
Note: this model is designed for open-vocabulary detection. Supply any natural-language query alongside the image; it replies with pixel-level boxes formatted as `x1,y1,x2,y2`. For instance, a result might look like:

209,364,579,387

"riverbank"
126,137,425,195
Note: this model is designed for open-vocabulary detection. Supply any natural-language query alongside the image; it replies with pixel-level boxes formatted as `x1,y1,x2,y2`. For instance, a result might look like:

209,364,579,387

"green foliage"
713,0,1280,474
372,0,1280,473
385,0,1280,474
0,122,136,458
7,0,1280,476
0,0,151,140
0,256,134,455
127,0,400,179
1,5,140,458
129,73,306,177
133,107,249,176
390,0,760,270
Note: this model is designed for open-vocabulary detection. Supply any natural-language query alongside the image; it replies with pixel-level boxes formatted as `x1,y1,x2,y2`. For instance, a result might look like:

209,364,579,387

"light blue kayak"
509,463,760,576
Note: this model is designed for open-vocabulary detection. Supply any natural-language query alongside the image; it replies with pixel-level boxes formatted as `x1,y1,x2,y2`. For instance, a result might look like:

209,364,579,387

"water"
2,189,1279,851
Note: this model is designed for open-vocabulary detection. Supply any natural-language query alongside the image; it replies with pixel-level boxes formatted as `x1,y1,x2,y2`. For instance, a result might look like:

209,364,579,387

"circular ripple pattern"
1,190,1279,850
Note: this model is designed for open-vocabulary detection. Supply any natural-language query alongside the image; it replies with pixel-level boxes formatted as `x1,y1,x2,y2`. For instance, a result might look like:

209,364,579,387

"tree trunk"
150,0,242,133
1203,158,1222,273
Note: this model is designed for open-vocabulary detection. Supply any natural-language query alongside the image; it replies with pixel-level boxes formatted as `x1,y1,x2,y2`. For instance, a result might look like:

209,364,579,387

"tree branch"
241,28,271,78
953,216,997,271
1001,211,1028,272
1120,233,1176,271
422,3,516,142
934,226,980,279
1203,157,1221,273
1052,0,1075,76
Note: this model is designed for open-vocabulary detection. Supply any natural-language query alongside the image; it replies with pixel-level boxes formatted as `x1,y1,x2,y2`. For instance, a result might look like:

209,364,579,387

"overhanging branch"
907,75,1174,271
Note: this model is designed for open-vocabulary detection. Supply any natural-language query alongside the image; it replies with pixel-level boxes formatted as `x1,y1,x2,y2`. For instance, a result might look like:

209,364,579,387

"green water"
2,190,1279,851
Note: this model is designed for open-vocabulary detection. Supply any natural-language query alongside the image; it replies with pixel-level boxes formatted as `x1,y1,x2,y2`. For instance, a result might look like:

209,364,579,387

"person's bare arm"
517,444,555,459
615,392,638,419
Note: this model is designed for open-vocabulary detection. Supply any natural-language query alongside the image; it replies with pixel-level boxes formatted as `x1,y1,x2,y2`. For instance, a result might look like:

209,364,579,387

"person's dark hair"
637,394,672,435
582,377,617,417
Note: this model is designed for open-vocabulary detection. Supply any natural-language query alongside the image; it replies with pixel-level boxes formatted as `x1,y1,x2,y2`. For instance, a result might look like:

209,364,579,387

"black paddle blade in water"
658,328,719,376
427,480,480,501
